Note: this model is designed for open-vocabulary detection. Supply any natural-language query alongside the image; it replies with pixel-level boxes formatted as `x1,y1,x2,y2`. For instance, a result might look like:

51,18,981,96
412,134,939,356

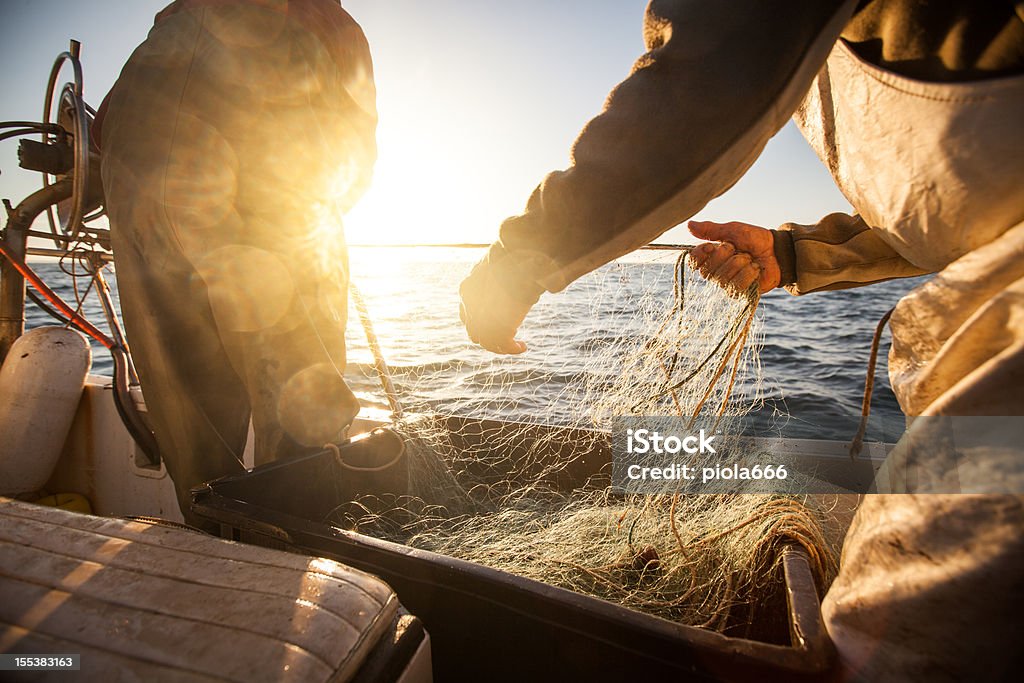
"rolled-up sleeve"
774,213,931,294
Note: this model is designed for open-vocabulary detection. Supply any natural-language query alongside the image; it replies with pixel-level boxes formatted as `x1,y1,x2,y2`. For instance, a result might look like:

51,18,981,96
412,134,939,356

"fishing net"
339,248,841,635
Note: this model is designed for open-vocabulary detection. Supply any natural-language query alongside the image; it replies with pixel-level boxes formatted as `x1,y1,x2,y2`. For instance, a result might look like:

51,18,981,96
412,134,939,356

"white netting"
338,248,840,634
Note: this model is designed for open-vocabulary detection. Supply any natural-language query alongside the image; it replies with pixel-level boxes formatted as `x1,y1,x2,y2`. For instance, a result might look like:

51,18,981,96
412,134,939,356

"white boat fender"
0,326,91,495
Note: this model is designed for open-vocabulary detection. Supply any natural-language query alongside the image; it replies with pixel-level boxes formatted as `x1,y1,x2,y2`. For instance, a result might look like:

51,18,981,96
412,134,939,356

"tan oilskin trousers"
101,5,375,527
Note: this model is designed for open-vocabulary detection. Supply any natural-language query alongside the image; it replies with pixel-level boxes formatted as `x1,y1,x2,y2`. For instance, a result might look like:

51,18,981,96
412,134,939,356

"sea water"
24,247,925,442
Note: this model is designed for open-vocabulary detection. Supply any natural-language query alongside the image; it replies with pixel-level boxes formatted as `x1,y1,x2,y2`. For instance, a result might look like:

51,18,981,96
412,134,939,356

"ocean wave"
23,261,924,441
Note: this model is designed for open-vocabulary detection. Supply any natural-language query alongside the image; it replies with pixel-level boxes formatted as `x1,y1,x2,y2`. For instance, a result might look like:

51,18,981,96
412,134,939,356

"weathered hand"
687,220,781,294
458,255,534,355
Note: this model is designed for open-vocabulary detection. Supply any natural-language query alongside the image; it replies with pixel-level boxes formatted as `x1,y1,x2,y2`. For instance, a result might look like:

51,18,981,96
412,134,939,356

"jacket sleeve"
773,213,932,294
492,0,858,297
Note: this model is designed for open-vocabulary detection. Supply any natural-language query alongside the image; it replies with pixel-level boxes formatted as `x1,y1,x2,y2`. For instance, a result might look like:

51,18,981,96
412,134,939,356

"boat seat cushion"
0,497,400,682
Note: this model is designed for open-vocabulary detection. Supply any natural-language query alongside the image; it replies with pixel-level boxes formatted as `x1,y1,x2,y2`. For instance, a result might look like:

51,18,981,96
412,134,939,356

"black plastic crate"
192,417,835,682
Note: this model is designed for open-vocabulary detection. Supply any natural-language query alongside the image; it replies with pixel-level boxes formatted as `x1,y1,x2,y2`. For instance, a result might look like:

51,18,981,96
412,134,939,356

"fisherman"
97,0,375,529
460,1,1024,680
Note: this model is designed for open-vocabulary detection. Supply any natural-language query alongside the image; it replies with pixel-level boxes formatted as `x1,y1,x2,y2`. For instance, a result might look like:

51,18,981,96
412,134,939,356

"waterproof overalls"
99,0,375,528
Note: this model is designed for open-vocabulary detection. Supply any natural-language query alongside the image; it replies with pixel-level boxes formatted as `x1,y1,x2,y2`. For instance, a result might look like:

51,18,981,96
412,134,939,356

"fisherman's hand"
459,244,543,355
687,220,780,294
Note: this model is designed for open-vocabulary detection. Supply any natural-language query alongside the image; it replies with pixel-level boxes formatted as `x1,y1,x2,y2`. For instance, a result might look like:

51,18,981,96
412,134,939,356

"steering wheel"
41,40,90,249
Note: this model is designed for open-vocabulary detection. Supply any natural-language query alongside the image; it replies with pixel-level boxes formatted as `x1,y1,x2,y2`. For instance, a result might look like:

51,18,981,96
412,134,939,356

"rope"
849,306,894,459
350,282,404,419
637,247,761,422
324,435,406,472
26,287,70,325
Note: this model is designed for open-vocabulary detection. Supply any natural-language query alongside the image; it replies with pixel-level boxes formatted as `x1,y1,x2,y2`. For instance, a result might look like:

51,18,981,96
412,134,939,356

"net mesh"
339,249,841,634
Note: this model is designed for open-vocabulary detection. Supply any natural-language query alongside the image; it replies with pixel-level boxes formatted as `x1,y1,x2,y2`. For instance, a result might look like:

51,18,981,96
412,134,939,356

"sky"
0,0,851,247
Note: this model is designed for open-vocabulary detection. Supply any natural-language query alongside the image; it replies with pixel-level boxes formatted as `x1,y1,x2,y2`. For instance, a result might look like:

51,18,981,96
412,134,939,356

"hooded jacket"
485,0,1024,301
478,2,1024,680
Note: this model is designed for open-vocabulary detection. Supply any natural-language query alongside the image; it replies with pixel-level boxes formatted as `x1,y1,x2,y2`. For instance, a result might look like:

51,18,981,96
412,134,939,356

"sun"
340,84,532,247
343,127,477,246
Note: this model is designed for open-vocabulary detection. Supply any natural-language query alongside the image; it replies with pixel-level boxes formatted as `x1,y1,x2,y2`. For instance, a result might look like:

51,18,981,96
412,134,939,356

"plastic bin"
192,417,835,682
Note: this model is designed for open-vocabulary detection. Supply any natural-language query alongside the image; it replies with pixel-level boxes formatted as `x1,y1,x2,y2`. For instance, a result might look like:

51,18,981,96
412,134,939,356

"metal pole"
0,179,73,364
0,228,27,365
90,255,139,385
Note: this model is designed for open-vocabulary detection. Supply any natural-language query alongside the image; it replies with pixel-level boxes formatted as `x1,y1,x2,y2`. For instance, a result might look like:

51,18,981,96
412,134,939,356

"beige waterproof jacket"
791,26,1024,683
487,1,1024,301
480,2,1024,681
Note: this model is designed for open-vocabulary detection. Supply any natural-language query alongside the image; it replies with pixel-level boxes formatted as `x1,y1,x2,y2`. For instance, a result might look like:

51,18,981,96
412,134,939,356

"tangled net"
339,249,840,635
